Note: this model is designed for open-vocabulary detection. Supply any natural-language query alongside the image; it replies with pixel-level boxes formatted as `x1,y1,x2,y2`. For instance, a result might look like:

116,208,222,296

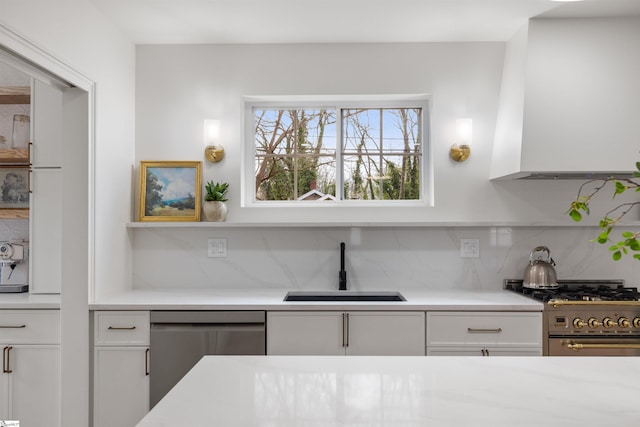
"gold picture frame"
138,161,202,222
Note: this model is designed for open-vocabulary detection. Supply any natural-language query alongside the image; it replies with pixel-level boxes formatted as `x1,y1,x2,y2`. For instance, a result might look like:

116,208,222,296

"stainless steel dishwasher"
149,310,266,408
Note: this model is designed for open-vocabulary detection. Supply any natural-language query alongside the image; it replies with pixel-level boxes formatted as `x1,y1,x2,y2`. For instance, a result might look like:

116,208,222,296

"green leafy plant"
567,162,640,261
204,181,229,202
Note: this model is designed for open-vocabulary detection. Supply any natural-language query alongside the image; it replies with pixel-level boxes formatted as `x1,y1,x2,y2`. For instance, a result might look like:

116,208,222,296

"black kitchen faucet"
339,242,347,291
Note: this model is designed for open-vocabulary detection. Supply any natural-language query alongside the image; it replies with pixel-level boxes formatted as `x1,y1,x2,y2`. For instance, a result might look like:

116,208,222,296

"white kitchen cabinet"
92,311,150,427
29,168,62,294
267,311,425,356
31,79,63,168
0,310,60,426
28,77,64,294
426,311,542,356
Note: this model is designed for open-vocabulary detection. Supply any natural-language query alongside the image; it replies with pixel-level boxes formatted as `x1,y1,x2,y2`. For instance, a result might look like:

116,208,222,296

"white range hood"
490,17,640,180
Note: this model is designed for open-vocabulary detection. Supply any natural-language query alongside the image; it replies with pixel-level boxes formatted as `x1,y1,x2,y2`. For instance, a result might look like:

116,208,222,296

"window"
247,98,428,205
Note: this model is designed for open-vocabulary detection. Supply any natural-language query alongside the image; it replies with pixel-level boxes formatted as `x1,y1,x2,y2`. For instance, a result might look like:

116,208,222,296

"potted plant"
202,181,229,221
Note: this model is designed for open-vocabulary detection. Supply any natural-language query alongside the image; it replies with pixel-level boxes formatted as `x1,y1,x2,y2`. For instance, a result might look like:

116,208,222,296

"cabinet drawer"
95,311,150,346
426,312,542,348
0,310,60,344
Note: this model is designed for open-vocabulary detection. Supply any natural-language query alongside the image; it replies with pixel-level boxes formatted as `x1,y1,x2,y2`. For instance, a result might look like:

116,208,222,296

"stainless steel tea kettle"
523,246,558,289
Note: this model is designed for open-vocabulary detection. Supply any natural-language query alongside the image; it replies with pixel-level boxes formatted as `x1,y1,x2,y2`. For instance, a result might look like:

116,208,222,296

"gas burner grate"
504,279,640,302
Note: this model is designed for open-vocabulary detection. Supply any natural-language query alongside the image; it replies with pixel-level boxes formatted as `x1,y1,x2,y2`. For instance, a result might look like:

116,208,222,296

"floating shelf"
0,209,29,220
125,220,627,229
0,86,30,105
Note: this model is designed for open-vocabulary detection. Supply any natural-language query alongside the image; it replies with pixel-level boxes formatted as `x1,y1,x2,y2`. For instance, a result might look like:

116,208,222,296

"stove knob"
588,317,601,328
603,317,616,328
573,318,585,329
633,318,640,328
619,317,630,328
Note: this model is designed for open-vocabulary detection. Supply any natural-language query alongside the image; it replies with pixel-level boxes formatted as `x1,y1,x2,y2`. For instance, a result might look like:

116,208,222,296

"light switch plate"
208,238,227,258
460,239,480,258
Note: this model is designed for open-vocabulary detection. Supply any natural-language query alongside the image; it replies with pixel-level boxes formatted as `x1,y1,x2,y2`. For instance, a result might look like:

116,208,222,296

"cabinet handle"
0,325,26,329
108,326,136,330
145,348,150,376
3,346,12,373
342,313,347,347
467,328,502,333
345,313,350,348
341,313,350,348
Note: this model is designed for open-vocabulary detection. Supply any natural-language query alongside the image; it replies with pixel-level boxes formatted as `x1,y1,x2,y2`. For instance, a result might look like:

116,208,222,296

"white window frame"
242,95,432,208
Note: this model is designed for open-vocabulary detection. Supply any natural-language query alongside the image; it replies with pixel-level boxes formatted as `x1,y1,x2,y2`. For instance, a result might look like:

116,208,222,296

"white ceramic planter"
202,201,227,222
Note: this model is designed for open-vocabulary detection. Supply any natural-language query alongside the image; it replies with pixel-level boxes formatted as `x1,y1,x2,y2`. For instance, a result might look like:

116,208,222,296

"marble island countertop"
90,288,543,311
137,355,640,427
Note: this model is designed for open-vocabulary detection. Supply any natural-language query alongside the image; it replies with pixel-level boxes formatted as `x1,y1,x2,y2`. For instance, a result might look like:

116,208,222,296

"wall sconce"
450,118,472,162
203,119,224,163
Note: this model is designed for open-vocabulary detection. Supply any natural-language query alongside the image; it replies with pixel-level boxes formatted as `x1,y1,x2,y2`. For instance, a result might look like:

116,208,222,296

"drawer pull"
467,328,503,333
0,325,26,329
108,326,137,330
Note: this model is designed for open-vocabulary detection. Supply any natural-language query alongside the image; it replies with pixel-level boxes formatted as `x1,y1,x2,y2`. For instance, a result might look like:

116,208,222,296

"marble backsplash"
131,226,639,291
0,219,29,243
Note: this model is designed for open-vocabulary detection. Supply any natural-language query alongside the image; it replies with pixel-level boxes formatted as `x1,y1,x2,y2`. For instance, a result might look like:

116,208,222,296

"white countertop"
90,288,543,311
137,355,640,427
0,292,60,309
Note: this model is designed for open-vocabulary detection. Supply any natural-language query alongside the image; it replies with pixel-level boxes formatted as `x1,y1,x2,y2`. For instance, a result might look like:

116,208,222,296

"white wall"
135,42,598,224
133,41,640,290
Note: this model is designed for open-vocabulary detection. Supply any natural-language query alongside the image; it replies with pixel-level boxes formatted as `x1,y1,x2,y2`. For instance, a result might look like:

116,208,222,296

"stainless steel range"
505,279,640,356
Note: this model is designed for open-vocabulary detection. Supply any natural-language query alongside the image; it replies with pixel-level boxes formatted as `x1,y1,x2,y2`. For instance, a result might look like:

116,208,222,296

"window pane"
382,109,421,155
342,108,422,201
254,109,294,156
382,155,421,200
255,155,295,200
298,156,337,201
306,110,337,154
343,109,381,153
254,108,337,201
343,155,383,200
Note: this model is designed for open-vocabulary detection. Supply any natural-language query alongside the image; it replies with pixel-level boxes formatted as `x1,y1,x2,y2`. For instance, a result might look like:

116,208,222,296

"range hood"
490,17,640,180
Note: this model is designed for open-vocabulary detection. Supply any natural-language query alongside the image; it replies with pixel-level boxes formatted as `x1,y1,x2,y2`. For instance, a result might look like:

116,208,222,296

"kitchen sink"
284,291,406,302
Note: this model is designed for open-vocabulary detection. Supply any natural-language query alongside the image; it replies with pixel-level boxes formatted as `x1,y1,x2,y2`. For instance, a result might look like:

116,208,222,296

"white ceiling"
89,0,640,45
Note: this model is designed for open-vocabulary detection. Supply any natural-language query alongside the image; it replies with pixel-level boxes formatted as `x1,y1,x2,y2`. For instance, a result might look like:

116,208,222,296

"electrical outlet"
460,239,480,258
207,238,227,258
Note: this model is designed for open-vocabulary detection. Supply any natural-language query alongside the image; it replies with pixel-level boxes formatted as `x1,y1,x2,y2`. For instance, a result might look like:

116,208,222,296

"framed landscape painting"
138,161,201,222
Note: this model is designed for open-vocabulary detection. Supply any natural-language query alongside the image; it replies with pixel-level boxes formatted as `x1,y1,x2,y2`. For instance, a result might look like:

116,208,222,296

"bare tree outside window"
254,109,336,201
252,105,423,202
342,108,421,200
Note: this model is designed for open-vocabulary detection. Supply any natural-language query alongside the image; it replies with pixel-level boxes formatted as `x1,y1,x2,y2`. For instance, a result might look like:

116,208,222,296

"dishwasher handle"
150,323,265,333
150,311,265,324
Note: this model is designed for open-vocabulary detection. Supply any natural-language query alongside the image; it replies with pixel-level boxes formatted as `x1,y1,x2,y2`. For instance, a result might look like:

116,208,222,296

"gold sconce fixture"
450,118,472,162
204,119,224,163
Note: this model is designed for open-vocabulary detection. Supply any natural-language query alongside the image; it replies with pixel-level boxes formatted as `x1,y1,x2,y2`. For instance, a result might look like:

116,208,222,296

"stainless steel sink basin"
284,291,406,302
